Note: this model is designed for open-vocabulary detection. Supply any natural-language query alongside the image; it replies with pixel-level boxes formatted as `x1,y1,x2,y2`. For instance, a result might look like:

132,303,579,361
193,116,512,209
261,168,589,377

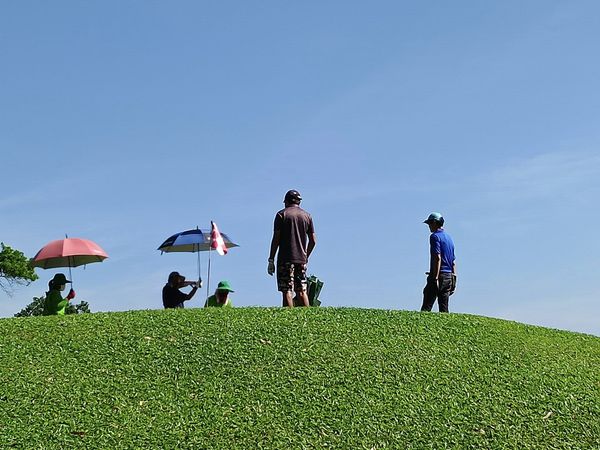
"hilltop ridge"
1,308,598,448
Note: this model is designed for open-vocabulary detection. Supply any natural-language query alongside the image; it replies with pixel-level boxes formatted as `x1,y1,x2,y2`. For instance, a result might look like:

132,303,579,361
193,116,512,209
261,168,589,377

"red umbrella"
31,238,108,285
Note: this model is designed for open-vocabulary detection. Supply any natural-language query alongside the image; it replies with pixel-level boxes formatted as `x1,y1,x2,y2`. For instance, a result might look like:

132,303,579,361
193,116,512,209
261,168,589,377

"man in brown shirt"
268,189,316,307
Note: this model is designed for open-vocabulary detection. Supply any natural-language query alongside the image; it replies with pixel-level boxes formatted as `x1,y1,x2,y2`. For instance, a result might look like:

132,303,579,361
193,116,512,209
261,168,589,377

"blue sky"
1,2,599,336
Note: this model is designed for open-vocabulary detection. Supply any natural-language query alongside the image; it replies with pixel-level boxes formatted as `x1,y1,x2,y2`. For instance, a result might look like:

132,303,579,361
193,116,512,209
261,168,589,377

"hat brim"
217,288,234,293
52,277,71,284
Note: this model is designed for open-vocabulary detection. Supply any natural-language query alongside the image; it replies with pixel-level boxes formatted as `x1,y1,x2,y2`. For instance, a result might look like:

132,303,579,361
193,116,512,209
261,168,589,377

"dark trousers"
421,272,453,313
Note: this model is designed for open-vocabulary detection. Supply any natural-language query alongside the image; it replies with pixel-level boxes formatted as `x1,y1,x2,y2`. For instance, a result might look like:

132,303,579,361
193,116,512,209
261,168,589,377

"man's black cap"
284,189,302,204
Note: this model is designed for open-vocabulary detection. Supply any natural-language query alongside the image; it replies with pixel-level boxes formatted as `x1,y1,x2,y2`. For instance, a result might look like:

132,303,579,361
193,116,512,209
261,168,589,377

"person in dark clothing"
421,212,457,313
162,271,199,309
268,189,316,307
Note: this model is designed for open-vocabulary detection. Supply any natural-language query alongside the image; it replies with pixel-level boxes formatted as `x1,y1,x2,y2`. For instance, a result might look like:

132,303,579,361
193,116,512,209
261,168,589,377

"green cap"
423,212,444,224
216,280,234,292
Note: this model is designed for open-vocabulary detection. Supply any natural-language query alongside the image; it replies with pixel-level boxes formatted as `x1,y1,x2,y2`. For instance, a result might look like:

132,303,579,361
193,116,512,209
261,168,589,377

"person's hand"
426,275,438,290
66,289,76,300
450,274,457,296
267,259,275,276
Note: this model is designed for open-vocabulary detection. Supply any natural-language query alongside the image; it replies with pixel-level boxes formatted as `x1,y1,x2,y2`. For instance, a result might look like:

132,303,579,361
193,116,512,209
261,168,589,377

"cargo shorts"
277,262,307,293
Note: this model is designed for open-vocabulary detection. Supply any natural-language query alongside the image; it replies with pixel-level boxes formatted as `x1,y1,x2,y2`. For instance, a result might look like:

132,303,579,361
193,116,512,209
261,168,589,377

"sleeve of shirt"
430,233,441,255
307,215,315,234
274,212,283,231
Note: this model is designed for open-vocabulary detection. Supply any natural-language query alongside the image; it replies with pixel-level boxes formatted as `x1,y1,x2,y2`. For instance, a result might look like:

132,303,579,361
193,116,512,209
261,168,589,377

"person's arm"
269,230,280,261
184,285,198,301
450,261,457,294
307,232,316,259
428,233,441,280
429,253,441,280
268,213,283,275
268,228,280,276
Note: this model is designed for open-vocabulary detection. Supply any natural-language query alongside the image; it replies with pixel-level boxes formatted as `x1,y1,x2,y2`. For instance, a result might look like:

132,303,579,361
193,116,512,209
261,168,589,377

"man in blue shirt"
421,212,456,313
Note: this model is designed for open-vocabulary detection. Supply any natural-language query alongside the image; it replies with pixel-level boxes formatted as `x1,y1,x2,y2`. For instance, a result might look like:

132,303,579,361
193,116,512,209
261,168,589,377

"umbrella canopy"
158,228,238,253
31,238,109,269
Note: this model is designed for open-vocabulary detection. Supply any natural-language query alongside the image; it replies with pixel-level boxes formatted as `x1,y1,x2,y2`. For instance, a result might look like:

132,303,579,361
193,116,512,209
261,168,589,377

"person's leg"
421,278,437,311
296,291,310,307
293,263,310,307
282,291,294,307
277,262,295,307
437,273,452,313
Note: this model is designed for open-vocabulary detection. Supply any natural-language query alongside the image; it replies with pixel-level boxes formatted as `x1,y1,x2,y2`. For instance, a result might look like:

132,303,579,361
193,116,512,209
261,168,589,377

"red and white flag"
211,221,228,255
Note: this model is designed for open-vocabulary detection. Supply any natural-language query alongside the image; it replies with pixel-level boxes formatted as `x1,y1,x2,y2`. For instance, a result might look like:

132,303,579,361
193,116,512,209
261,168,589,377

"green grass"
0,308,598,449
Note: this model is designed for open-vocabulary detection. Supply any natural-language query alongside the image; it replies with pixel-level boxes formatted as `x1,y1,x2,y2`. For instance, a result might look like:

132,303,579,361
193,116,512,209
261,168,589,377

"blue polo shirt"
430,229,455,273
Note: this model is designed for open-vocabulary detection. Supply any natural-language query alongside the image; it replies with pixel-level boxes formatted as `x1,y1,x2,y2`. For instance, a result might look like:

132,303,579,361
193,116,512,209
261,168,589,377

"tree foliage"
14,296,45,317
0,243,38,296
14,296,91,317
66,300,91,315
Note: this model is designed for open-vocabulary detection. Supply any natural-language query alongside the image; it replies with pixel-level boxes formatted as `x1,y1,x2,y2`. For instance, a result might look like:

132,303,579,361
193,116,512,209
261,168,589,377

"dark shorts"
277,262,307,292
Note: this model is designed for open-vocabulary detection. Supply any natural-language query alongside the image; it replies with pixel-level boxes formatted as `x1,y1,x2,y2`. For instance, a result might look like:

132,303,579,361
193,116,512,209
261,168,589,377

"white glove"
267,259,275,276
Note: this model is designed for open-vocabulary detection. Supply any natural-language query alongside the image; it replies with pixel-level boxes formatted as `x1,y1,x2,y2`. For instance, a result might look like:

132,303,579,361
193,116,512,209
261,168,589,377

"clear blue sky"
1,2,599,336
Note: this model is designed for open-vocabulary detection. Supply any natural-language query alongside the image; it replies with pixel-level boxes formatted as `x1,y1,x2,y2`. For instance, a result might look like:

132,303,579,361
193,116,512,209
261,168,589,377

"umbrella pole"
197,247,202,285
68,257,74,289
65,234,74,289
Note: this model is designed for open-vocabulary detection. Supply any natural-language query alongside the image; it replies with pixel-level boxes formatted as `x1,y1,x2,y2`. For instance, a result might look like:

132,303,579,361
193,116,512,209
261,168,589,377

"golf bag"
290,275,324,307
306,275,323,306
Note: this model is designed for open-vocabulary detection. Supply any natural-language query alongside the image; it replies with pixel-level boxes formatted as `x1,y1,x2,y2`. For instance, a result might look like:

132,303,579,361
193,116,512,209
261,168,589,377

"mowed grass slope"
0,308,598,449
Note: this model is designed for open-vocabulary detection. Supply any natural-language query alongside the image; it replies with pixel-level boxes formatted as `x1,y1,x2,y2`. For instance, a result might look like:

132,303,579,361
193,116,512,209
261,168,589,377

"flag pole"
194,226,202,292
207,221,212,297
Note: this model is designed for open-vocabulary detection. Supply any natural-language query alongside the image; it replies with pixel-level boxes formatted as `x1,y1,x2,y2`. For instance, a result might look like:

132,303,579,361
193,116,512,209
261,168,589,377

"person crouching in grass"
204,280,234,308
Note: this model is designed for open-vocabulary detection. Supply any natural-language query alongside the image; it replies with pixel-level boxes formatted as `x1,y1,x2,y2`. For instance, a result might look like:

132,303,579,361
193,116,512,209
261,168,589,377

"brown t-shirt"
274,205,315,264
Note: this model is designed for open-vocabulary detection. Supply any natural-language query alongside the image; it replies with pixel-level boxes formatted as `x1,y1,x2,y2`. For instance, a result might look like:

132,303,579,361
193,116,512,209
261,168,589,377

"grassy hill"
0,308,598,449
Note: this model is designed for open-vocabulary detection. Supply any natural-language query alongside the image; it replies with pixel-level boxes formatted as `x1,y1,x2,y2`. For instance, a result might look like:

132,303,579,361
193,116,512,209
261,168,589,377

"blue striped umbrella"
158,228,238,253
157,227,238,294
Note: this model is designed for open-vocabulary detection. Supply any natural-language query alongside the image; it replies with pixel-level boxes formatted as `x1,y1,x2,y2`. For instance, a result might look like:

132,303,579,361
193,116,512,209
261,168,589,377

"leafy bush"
0,308,598,449
14,296,91,317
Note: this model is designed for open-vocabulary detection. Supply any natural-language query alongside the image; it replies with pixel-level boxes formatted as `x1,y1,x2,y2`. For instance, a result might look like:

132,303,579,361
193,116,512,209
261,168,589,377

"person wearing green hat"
204,280,234,308
42,273,76,316
421,212,456,313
